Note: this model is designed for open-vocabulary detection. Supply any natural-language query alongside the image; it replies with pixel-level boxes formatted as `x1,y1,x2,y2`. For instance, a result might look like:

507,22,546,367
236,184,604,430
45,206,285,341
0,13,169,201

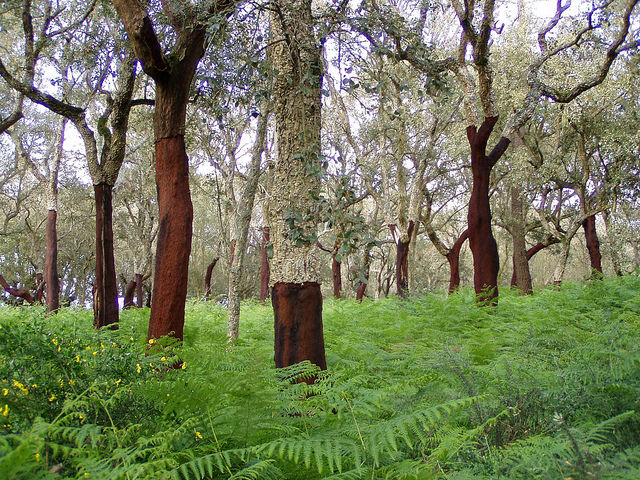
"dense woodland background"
0,0,638,317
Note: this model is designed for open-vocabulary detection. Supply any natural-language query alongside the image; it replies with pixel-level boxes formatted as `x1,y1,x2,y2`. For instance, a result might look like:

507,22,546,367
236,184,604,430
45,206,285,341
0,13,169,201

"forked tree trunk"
510,238,559,287
466,117,510,304
205,258,219,299
0,275,35,304
392,221,415,299
446,229,469,294
93,183,119,329
332,241,342,299
123,279,136,309
270,0,326,375
582,214,603,276
260,226,270,303
148,135,193,341
135,272,143,308
45,209,60,313
511,186,533,295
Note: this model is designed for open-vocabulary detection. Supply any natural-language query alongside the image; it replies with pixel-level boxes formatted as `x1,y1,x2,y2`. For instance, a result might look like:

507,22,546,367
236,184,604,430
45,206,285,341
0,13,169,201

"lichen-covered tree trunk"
45,209,60,313
511,186,533,295
269,0,326,373
356,244,371,302
466,117,510,304
582,214,603,276
510,238,558,287
260,226,270,303
94,183,119,329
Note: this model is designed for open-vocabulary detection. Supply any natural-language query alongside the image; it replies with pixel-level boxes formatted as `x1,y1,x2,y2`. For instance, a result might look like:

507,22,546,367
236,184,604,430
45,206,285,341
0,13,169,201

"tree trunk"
260,226,270,303
511,186,533,295
93,183,119,329
332,241,342,299
393,221,415,299
35,272,44,302
123,279,136,309
205,258,219,299
510,238,559,286
148,135,193,342
0,275,35,304
269,0,326,375
466,117,510,304
553,242,571,287
45,209,60,313
273,282,326,371
602,210,623,276
355,244,371,302
135,272,143,308
582,214,603,276
446,229,469,294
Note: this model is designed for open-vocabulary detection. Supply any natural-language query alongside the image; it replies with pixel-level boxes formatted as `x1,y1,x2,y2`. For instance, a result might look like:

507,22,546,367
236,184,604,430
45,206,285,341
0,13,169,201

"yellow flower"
35,453,41,462
52,338,58,346
84,473,89,479
12,380,28,395
2,404,7,416
85,346,91,350
49,394,56,402
161,356,167,362
130,337,134,341
136,364,141,374
181,362,187,370
100,343,105,349
69,379,75,386
1,389,7,396
92,351,98,356
115,379,122,387
195,431,203,440
148,338,155,345
75,355,80,362
57,345,61,352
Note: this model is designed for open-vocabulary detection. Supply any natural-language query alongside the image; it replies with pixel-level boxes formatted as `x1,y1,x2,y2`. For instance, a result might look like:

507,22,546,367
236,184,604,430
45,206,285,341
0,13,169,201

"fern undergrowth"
1,275,639,479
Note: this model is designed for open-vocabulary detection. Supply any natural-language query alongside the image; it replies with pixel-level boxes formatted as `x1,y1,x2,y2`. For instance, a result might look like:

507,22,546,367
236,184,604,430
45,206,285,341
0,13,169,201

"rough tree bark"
269,0,327,373
511,185,533,295
113,0,235,343
260,226,270,303
466,117,510,304
582,214,603,276
355,244,372,302
331,241,342,299
45,209,59,313
390,221,415,298
510,236,560,287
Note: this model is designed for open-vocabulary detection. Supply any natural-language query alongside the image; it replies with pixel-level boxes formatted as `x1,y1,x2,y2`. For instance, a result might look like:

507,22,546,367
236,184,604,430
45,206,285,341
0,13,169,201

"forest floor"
1,275,640,479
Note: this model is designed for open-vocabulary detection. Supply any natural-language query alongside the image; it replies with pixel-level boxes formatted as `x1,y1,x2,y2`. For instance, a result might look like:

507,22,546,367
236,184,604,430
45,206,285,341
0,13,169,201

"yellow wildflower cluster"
2,404,8,416
12,380,28,395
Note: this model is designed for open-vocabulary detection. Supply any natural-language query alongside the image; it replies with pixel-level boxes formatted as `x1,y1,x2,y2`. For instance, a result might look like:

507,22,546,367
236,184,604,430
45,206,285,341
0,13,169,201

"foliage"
1,274,640,479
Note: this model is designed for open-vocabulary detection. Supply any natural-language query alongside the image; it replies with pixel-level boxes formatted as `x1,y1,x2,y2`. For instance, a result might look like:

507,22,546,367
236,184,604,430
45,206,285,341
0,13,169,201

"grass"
1,275,639,479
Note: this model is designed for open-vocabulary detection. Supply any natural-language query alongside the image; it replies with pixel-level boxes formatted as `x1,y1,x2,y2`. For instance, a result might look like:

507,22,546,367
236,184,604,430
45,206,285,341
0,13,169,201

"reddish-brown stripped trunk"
332,241,342,299
0,275,35,304
93,183,119,329
273,282,326,372
148,136,193,342
446,229,469,294
355,245,371,302
205,258,218,300
45,209,60,313
260,226,270,303
393,221,415,299
466,117,510,305
135,273,143,308
123,279,136,309
582,214,603,276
